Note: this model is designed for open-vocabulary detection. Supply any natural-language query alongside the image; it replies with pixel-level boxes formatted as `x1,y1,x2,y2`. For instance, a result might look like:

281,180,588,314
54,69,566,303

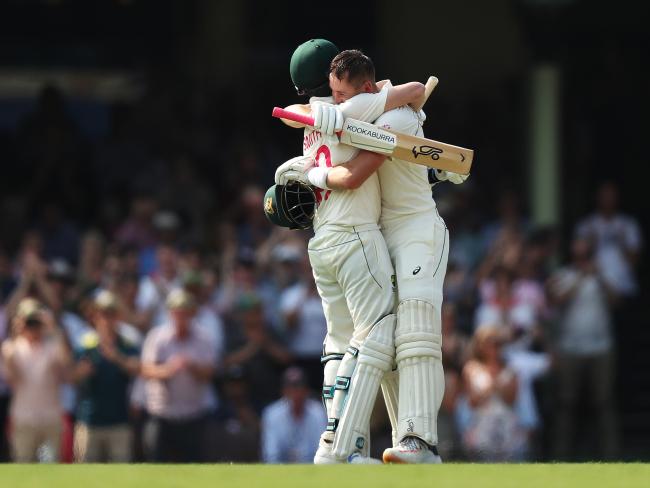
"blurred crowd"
0,84,643,463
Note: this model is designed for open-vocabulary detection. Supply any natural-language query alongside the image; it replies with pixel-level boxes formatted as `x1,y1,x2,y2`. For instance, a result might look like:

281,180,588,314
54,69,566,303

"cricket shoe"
314,432,339,464
382,436,443,464
347,452,383,464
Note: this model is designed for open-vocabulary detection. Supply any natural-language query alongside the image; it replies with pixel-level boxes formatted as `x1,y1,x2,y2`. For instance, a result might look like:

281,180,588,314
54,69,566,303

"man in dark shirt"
71,290,140,462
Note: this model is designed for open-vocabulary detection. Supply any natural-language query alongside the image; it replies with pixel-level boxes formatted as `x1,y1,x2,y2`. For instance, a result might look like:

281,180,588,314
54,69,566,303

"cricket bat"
410,75,438,112
272,106,473,175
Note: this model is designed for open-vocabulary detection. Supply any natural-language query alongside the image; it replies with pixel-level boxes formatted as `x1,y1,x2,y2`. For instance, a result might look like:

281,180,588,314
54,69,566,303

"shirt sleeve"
141,328,160,364
338,85,390,123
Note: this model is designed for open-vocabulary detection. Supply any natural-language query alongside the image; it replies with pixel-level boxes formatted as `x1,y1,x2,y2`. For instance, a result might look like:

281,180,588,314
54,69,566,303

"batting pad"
381,369,400,447
327,347,358,433
321,355,343,421
395,299,444,446
332,314,396,459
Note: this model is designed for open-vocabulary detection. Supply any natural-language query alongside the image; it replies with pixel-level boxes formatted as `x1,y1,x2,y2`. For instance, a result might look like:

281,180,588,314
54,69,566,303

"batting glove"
274,155,316,186
313,103,344,136
433,169,469,185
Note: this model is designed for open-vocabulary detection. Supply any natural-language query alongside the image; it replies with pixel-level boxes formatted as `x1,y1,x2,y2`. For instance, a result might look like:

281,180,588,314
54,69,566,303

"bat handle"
272,107,315,127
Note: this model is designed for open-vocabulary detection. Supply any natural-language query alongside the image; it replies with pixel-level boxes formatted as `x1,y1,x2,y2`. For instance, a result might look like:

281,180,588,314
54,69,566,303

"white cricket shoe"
314,432,339,464
382,436,443,464
347,452,383,464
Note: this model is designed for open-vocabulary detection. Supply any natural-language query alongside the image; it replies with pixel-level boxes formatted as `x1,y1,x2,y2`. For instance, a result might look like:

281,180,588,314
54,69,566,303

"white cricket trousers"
308,225,396,355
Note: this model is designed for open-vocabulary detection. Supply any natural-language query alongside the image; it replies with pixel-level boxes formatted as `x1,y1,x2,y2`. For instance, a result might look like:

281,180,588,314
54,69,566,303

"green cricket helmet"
263,182,316,230
290,39,339,97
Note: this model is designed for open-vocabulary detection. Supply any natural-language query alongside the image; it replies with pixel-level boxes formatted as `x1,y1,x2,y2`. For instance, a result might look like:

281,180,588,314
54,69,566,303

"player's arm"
383,82,425,112
296,81,425,133
325,151,387,191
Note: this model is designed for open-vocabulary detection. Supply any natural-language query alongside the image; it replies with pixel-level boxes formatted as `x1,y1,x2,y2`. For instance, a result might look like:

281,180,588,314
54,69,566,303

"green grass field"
1,464,649,488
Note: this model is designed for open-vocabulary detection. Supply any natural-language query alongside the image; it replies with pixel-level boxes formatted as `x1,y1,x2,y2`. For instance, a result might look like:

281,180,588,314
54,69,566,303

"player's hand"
434,169,469,185
274,155,316,186
313,103,343,136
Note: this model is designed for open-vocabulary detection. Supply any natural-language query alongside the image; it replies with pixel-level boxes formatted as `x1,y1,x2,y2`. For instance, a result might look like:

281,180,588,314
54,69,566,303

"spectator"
1,298,70,462
180,270,225,365
279,252,327,391
210,365,260,462
474,265,538,352
438,303,468,460
575,181,642,298
136,243,181,329
113,272,150,334
138,209,182,277
114,193,159,253
547,236,620,460
37,201,81,267
223,294,292,412
74,230,106,297
71,290,141,463
459,325,525,461
141,289,217,462
0,282,10,462
261,366,325,463
214,248,279,328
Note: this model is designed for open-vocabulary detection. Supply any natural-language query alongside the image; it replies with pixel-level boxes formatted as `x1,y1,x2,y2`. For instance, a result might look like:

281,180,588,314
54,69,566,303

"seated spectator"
1,298,70,462
459,325,526,462
210,365,260,462
71,290,141,463
140,289,216,462
261,366,326,463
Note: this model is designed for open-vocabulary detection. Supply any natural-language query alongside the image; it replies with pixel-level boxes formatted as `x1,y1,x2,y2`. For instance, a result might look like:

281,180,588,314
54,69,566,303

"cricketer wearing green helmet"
290,39,339,97
262,39,339,231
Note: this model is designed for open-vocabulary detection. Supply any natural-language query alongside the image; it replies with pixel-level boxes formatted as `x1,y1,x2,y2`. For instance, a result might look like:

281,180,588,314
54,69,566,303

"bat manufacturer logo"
264,197,275,215
412,145,443,160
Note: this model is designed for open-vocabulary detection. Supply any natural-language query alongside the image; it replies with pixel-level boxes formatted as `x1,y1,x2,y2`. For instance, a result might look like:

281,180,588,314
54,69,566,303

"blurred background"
0,0,647,464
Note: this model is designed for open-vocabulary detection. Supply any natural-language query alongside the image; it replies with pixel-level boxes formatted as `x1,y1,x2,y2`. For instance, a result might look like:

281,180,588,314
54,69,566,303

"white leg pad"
395,299,444,446
314,353,344,464
327,347,358,433
321,354,343,423
332,314,396,459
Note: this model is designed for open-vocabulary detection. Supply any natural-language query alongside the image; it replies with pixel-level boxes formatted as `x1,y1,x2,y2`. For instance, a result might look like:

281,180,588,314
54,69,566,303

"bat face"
339,119,397,154
271,106,473,175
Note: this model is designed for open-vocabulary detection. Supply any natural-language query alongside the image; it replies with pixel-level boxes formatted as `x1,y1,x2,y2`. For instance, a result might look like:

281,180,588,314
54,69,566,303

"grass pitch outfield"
1,463,649,488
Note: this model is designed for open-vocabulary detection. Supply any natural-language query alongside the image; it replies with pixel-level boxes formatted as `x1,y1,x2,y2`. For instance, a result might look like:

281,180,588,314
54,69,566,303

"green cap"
290,39,339,96
263,184,294,228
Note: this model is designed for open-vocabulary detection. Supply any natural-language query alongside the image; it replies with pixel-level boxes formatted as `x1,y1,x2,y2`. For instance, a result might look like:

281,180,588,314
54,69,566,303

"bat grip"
272,107,315,127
